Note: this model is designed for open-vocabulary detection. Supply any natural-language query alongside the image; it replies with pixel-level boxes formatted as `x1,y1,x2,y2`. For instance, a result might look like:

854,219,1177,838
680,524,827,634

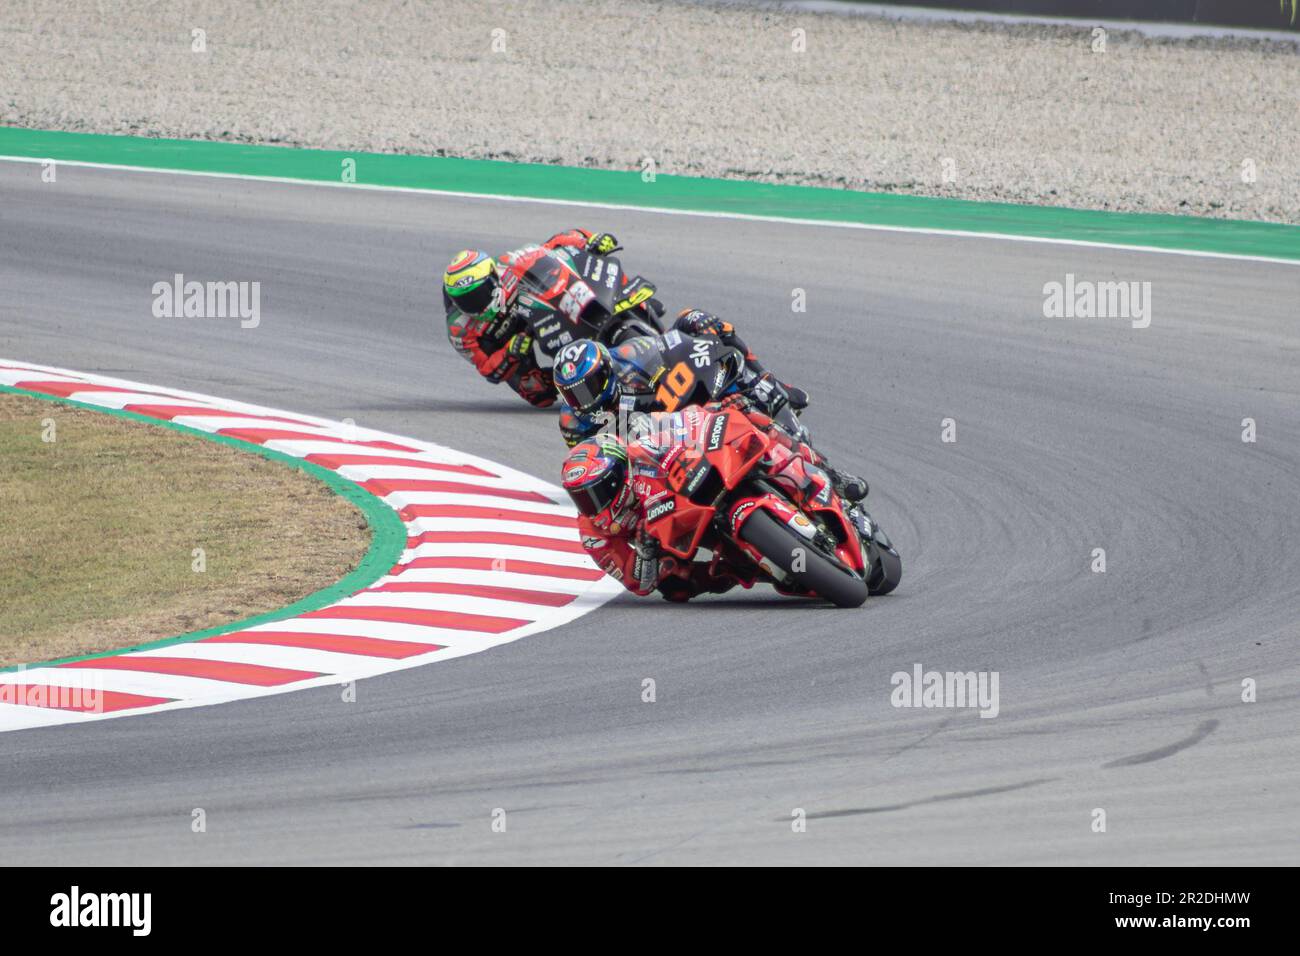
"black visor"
561,366,612,414
454,278,496,317
569,466,623,517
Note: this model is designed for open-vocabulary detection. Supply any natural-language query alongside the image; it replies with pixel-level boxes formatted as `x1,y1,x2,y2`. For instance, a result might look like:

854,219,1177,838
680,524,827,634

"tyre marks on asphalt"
1102,719,1220,768
797,777,1060,819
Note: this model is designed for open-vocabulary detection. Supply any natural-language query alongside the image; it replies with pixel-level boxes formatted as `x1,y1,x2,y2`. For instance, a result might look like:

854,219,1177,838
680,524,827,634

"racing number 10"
655,361,694,412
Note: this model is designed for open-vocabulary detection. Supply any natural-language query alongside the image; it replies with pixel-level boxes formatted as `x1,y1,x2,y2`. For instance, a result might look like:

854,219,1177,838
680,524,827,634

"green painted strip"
2,126,1298,262
0,383,407,674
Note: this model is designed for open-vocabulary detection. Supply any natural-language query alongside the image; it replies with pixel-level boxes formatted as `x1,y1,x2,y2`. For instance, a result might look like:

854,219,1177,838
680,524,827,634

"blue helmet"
554,340,619,415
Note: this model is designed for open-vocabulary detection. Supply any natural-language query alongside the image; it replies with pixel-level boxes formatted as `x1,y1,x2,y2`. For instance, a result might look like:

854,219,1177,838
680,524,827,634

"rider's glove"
718,392,756,414
675,309,725,337
632,528,660,560
481,350,513,384
586,232,621,255
632,529,661,592
505,331,534,362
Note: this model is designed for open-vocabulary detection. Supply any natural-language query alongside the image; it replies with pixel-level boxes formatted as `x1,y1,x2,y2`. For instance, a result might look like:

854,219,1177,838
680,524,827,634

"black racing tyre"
738,510,868,608
867,543,902,596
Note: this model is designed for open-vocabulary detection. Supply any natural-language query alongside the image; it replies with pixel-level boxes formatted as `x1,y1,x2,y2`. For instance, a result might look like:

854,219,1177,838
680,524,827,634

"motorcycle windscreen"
611,339,667,388
520,255,571,299
569,252,622,319
573,252,622,298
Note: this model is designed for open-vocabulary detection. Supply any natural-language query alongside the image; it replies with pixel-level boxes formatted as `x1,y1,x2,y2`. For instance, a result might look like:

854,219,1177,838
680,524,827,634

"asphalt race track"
1,163,1296,865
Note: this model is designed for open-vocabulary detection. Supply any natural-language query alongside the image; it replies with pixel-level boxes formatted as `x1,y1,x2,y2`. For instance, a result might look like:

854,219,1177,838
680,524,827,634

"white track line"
1,154,1295,266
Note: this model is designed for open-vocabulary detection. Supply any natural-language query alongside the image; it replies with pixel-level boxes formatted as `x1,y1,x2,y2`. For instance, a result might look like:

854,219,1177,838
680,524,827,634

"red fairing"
642,404,866,591
759,439,865,571
632,408,749,559
497,228,594,293
574,389,866,602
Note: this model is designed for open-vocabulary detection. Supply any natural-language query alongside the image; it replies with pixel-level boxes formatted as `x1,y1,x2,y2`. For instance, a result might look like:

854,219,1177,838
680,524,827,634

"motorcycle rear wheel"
867,542,902,596
739,510,868,608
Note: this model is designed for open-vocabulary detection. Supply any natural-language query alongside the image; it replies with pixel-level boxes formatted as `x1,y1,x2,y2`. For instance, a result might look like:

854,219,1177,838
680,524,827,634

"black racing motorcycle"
503,248,666,371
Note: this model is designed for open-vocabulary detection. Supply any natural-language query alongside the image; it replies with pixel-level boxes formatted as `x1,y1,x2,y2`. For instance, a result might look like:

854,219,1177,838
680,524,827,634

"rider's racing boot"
826,465,869,503
782,383,810,412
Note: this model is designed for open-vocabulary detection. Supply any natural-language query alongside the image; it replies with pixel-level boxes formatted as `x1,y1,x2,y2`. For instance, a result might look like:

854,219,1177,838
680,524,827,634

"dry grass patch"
0,393,371,667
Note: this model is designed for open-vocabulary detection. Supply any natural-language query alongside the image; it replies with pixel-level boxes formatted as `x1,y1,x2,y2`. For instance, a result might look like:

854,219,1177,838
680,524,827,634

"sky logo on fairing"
50,886,152,936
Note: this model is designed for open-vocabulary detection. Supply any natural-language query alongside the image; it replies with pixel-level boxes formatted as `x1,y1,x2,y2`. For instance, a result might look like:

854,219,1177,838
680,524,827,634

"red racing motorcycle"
632,403,902,607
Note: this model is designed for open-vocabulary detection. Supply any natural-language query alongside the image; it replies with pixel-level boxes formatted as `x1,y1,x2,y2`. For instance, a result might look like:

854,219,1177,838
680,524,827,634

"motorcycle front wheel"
738,509,868,608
